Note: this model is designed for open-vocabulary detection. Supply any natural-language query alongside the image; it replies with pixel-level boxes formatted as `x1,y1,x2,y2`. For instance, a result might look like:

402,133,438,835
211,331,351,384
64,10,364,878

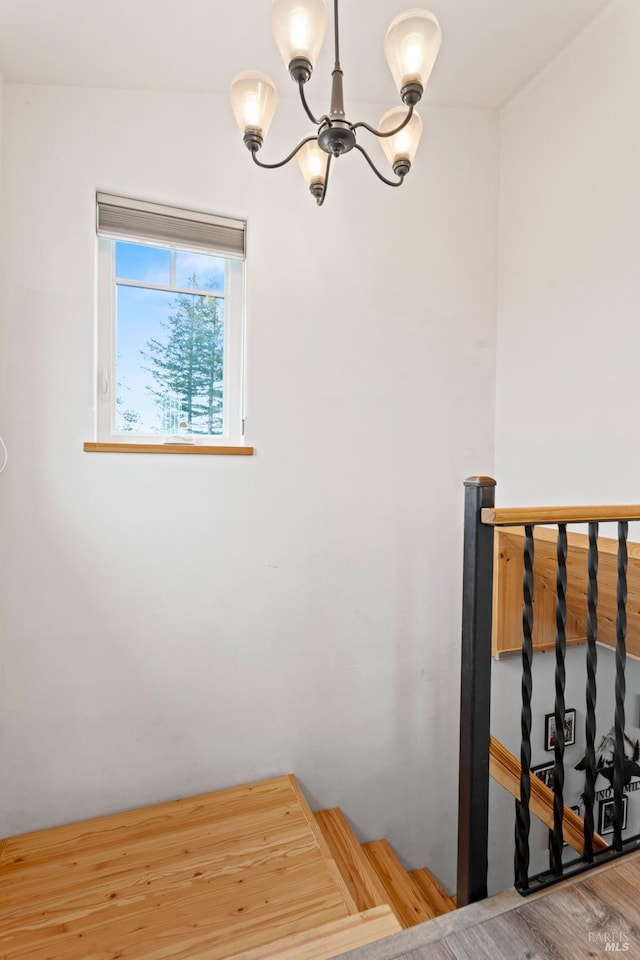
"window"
96,194,246,446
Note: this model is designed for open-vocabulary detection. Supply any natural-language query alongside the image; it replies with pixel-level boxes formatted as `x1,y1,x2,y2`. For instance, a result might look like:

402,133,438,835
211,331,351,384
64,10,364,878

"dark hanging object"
613,521,629,851
515,524,535,890
583,522,599,862
549,524,568,875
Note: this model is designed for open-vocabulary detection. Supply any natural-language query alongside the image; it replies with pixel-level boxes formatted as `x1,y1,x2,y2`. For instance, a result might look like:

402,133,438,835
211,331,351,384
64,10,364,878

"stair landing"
0,774,399,960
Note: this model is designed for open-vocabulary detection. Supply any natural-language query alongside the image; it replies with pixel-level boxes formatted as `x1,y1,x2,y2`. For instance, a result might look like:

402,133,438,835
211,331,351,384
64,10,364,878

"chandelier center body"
318,121,356,157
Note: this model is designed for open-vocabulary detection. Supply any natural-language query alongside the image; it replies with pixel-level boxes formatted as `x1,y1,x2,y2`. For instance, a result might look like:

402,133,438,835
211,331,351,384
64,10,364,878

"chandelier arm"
250,135,320,170
352,103,414,139
298,82,331,127
354,144,405,187
317,154,332,207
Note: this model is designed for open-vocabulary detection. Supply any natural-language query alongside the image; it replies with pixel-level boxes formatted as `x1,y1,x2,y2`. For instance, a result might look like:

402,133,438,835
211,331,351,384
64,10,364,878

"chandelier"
229,0,441,206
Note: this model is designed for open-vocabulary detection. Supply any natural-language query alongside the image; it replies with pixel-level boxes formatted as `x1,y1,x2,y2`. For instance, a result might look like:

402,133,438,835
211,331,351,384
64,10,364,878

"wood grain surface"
362,841,436,928
226,907,401,960
392,856,640,960
84,442,254,455
314,809,391,914
409,869,455,917
0,775,353,960
337,852,640,960
482,505,640,525
492,526,640,659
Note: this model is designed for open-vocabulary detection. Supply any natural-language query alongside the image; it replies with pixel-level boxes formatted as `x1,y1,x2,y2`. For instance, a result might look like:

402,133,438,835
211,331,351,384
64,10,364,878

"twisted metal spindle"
613,520,628,852
550,523,568,875
516,524,535,889
583,522,599,862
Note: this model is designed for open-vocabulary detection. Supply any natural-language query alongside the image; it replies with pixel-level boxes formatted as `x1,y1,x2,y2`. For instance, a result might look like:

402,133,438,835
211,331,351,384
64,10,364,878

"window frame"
95,199,246,448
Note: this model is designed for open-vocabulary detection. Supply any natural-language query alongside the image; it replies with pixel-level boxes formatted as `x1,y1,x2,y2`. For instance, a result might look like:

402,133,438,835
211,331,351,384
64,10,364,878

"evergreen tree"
116,367,142,432
143,278,224,435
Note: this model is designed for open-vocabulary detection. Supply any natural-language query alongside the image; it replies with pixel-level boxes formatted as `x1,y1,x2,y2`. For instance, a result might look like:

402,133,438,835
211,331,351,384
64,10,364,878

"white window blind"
96,193,246,259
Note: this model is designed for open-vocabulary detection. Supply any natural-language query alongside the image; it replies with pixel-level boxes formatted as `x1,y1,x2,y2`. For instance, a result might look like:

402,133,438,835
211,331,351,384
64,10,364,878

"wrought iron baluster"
613,521,628,852
583,522,599,862
550,523,568,875
515,524,535,890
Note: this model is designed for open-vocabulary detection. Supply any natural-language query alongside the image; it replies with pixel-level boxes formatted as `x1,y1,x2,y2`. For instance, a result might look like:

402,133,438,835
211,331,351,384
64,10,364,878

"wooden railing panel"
492,529,586,658
492,527,640,660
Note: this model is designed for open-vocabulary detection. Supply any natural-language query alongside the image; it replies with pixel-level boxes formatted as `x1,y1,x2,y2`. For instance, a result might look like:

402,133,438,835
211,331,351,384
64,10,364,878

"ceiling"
0,0,613,110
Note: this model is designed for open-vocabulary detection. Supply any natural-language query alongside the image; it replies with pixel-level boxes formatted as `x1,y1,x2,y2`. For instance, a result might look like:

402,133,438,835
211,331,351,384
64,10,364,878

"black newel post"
457,476,496,907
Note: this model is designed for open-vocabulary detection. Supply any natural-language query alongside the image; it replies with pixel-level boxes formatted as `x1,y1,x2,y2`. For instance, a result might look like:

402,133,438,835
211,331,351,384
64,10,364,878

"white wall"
0,69,4,373
490,0,640,893
495,0,640,506
0,85,498,888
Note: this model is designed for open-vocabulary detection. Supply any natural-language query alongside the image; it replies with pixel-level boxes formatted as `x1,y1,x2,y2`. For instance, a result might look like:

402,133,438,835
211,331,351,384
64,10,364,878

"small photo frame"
598,796,628,836
532,762,555,790
544,709,576,751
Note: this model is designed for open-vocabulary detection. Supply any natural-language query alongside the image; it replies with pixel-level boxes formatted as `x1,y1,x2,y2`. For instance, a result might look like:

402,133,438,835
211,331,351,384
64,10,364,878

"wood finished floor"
0,775,359,960
336,851,640,960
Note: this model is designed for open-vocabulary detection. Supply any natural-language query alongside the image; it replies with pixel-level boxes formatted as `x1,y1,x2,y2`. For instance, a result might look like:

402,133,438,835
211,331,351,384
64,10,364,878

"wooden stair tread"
0,775,356,960
362,839,436,928
314,808,391,913
288,782,358,916
409,867,456,916
225,905,402,960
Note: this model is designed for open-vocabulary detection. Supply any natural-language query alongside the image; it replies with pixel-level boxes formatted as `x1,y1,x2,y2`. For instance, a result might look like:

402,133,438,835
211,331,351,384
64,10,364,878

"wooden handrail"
489,735,608,857
482,505,640,526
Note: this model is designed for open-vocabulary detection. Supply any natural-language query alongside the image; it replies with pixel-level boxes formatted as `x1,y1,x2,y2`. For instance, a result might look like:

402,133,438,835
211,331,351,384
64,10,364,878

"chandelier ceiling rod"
229,0,442,206
333,0,340,70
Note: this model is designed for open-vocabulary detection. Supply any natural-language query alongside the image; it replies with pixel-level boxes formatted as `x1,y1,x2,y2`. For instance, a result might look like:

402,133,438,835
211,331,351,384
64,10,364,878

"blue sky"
114,242,225,433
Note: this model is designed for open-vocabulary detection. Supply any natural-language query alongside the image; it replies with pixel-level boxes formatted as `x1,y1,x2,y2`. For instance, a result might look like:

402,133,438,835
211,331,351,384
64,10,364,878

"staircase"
313,807,455,930
0,775,455,960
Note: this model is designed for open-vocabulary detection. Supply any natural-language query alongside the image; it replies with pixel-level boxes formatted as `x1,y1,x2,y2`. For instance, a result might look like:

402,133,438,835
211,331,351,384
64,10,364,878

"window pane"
175,250,225,292
115,285,225,436
116,241,171,285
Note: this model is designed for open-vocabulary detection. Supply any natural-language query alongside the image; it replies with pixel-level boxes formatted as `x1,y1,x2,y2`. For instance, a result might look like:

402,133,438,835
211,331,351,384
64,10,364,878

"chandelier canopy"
229,0,442,206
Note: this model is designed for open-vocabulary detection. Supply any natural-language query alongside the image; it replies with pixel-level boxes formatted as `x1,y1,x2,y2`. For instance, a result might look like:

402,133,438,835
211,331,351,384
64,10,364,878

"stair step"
362,840,436,928
289,781,359,917
225,905,402,960
409,868,456,916
0,775,357,960
314,808,391,914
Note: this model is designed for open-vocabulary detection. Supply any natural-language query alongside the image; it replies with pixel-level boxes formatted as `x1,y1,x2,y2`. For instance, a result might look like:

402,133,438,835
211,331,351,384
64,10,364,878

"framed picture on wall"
532,762,555,790
544,709,576,751
598,796,628,836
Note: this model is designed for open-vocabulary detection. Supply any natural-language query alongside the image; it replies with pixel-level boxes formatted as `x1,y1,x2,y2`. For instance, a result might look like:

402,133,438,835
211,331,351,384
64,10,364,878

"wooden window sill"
84,442,254,456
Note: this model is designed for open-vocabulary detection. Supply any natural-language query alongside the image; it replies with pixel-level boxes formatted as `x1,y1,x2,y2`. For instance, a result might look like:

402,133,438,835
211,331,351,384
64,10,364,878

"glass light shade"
229,71,278,137
271,0,328,69
384,9,441,93
379,107,423,168
297,140,329,188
